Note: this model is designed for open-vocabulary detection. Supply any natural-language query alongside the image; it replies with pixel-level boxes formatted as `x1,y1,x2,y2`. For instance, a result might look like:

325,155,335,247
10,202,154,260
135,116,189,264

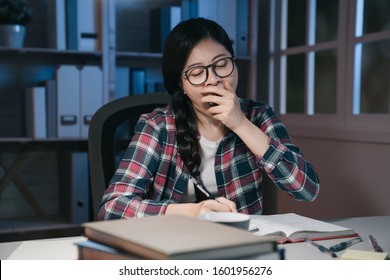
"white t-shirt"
181,136,220,202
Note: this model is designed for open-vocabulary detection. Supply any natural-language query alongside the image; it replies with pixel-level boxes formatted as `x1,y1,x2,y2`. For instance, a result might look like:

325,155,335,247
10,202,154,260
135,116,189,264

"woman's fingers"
199,198,237,214
216,197,238,212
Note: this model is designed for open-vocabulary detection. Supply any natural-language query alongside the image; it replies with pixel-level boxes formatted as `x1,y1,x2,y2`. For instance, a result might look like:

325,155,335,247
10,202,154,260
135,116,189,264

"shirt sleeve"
98,117,173,220
256,106,320,201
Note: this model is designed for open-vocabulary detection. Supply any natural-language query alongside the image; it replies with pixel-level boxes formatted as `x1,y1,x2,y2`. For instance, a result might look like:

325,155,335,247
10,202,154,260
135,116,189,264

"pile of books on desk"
75,215,281,260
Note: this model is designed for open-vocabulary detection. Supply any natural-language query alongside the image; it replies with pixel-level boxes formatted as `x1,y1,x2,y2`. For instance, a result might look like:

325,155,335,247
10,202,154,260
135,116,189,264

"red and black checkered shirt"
98,99,320,220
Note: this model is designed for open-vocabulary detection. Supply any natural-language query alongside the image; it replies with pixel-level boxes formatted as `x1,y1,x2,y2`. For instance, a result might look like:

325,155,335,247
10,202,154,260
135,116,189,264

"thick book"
75,239,283,260
76,240,143,260
250,213,358,244
82,215,278,260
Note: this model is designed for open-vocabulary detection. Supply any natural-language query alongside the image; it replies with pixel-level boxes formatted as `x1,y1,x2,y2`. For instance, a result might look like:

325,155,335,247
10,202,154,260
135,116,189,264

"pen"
329,235,363,252
190,175,216,200
306,239,337,258
369,235,384,252
249,226,259,233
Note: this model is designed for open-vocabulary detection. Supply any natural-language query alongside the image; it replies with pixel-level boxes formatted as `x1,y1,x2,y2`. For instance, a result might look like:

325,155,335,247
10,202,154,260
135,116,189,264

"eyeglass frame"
181,56,236,86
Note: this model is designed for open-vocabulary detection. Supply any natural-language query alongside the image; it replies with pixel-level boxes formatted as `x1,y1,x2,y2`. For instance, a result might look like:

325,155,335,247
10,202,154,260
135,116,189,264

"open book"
82,215,278,259
250,213,358,243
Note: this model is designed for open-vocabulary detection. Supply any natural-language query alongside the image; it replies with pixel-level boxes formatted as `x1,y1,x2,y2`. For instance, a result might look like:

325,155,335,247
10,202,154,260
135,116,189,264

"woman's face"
181,38,238,116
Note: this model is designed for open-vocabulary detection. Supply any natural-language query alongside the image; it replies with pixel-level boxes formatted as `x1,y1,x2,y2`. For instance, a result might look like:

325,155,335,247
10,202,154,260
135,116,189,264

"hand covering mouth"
207,93,219,107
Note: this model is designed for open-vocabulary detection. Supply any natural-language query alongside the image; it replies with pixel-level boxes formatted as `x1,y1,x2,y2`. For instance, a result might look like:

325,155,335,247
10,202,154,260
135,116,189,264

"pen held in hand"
190,175,216,200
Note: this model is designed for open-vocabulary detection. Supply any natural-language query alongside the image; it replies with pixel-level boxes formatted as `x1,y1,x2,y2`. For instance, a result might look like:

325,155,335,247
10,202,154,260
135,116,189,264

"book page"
250,213,353,239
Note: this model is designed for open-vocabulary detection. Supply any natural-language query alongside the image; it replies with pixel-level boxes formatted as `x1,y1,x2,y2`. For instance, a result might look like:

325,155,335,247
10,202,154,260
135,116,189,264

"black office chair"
88,93,171,220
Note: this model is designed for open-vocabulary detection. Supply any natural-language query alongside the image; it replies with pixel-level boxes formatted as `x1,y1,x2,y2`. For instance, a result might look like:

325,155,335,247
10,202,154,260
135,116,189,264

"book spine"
130,68,146,95
115,67,130,98
65,0,77,50
181,0,198,20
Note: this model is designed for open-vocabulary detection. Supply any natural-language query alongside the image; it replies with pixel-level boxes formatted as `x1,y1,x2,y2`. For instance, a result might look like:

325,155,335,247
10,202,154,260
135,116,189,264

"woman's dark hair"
162,18,234,175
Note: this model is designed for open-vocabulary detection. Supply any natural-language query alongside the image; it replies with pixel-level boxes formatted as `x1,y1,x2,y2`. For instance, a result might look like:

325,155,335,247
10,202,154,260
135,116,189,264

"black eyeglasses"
181,57,236,85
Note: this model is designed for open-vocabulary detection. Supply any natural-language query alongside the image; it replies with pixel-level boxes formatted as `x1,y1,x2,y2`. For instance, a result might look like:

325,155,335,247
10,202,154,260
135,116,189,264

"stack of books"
76,215,280,260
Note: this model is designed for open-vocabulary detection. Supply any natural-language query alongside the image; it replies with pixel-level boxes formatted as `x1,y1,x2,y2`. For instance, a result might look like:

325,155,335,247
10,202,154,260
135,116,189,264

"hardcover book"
82,215,278,260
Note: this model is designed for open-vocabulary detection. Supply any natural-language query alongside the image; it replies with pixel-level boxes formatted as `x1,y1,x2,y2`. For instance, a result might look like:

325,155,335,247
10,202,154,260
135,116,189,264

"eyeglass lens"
185,57,234,85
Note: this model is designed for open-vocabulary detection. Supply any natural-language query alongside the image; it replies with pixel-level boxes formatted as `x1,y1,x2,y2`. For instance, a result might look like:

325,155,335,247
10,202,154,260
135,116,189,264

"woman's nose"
205,68,221,86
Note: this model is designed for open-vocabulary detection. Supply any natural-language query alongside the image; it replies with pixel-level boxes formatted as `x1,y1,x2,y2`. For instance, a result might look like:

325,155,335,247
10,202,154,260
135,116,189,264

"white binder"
47,0,66,50
80,65,103,138
66,0,100,51
56,65,80,138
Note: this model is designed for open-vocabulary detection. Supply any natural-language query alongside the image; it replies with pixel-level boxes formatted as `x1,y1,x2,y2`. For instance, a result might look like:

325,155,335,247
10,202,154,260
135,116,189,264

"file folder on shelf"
80,65,103,138
58,151,90,224
66,0,100,51
47,0,66,50
56,65,80,138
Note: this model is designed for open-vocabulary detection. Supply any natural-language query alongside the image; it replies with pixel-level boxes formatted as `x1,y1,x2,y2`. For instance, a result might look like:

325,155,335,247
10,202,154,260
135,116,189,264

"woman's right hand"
198,197,237,215
166,197,237,217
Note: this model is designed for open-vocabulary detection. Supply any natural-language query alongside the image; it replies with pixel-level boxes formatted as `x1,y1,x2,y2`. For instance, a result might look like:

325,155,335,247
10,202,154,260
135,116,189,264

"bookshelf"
0,0,258,240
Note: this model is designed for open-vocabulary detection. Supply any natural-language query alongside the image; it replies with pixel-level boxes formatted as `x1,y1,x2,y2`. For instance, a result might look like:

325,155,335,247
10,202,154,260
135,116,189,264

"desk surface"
1,215,389,260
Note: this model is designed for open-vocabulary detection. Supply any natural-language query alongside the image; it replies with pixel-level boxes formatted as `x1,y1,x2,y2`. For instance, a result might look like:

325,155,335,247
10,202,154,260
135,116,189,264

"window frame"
267,0,390,144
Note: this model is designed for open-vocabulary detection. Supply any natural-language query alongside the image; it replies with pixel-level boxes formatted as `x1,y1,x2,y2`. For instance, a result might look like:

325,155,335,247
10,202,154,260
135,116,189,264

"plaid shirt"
98,99,320,220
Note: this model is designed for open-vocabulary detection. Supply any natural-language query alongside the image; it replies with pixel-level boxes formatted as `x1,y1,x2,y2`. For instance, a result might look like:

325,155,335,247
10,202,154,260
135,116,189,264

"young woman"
98,18,320,220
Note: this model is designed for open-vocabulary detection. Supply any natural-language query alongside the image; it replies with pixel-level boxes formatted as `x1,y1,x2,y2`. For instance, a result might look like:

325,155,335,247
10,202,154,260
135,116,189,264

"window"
268,0,390,141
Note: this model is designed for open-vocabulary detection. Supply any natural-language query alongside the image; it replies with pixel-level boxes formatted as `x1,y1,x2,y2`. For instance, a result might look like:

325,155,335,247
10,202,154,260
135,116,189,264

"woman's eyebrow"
184,54,230,69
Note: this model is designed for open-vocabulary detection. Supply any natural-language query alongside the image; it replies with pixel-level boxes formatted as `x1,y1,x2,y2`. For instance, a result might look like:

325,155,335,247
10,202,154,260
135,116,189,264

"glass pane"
286,54,305,113
316,0,339,43
315,49,337,114
363,0,390,34
287,0,307,47
359,39,390,114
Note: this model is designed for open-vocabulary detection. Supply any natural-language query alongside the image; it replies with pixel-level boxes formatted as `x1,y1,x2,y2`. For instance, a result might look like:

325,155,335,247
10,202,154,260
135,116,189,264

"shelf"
0,47,102,65
0,0,259,238
0,137,88,143
0,216,83,242
0,46,102,57
116,51,163,60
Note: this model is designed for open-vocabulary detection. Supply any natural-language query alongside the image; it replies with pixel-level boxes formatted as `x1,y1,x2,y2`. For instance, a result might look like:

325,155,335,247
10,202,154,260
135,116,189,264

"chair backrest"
88,93,171,220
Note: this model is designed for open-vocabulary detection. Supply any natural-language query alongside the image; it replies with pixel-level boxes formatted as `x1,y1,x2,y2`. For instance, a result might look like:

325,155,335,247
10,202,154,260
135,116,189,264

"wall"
271,136,390,220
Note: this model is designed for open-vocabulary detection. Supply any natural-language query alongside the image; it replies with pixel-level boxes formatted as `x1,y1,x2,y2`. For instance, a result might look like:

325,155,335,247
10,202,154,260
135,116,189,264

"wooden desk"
1,215,389,260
